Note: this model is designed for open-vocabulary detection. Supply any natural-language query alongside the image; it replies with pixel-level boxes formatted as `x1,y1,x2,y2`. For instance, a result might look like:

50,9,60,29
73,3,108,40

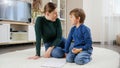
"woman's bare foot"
28,56,40,60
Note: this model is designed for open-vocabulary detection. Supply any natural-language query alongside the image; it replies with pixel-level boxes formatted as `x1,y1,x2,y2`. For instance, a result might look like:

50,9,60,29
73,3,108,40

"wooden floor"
93,43,120,54
0,43,120,55
0,43,35,54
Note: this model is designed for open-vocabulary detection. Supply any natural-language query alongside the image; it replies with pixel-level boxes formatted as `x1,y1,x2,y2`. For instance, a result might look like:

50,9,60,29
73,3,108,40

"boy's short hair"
70,8,86,23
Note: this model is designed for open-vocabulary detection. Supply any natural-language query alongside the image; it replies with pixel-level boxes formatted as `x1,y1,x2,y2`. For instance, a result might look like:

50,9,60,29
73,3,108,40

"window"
113,0,120,15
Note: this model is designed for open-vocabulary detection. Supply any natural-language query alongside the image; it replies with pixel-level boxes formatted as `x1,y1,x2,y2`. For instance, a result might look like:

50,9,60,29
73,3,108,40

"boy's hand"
72,48,82,54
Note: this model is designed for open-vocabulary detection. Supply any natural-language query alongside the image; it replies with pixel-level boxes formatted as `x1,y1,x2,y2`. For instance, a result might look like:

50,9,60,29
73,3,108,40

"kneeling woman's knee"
51,47,64,58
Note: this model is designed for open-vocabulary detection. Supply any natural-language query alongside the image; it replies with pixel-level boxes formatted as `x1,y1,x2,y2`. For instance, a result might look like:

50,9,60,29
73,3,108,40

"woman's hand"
44,46,54,58
72,48,82,54
28,56,40,60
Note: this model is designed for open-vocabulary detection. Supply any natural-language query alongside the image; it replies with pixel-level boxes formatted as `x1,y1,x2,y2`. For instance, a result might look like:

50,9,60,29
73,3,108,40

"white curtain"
102,0,120,45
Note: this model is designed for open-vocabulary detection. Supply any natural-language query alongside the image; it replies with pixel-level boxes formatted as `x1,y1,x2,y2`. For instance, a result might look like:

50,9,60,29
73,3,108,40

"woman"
29,2,66,60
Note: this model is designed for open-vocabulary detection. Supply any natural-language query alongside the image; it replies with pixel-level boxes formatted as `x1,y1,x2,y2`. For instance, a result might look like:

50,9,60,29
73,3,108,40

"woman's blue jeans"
44,38,66,58
66,43,93,65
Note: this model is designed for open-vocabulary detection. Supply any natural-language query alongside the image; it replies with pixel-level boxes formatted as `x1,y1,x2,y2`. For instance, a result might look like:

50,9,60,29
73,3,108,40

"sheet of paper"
41,58,66,68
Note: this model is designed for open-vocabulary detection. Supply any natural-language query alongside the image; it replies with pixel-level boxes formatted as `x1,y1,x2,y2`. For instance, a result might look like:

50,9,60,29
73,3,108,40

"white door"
28,25,35,41
0,24,10,43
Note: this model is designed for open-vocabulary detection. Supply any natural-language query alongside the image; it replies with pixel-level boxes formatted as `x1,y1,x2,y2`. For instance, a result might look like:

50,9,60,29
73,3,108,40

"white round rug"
0,47,119,68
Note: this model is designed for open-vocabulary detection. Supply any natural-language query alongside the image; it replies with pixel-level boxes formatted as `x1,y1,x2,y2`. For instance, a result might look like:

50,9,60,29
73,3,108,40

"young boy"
65,8,93,65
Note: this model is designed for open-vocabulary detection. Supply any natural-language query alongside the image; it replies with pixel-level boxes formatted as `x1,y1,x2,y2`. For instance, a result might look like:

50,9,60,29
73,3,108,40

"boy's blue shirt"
65,24,92,53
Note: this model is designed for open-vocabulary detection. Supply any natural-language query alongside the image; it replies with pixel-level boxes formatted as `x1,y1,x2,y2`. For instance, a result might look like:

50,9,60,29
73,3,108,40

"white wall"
66,0,103,42
66,0,83,36
83,0,120,43
83,0,103,42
